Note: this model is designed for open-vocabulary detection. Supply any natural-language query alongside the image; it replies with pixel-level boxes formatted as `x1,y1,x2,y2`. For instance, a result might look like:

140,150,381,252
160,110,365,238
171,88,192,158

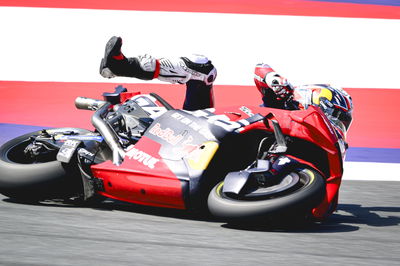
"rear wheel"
207,168,325,222
0,128,89,201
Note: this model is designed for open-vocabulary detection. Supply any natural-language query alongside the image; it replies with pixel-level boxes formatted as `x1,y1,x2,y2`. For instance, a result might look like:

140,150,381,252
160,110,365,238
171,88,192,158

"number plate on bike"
57,139,82,163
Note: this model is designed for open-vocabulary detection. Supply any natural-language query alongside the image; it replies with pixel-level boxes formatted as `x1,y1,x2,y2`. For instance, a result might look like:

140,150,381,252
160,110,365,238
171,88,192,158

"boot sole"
99,36,120,76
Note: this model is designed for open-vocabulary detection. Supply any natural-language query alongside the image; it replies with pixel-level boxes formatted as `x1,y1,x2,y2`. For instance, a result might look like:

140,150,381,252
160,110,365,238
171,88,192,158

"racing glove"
264,72,294,101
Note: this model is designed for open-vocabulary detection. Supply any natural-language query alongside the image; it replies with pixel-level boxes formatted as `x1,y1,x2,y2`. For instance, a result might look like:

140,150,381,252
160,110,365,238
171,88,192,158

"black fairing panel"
143,110,218,160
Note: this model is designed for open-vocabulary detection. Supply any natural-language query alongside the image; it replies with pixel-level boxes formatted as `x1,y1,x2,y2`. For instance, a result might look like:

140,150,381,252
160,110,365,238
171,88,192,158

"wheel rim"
219,169,313,201
5,138,58,164
3,128,88,164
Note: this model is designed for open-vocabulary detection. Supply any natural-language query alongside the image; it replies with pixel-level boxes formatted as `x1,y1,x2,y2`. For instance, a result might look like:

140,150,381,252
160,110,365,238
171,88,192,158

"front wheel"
0,128,89,201
207,168,325,222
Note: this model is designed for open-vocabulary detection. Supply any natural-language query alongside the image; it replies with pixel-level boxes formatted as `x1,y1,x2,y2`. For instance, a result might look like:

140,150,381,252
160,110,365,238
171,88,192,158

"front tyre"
0,128,89,201
207,168,325,222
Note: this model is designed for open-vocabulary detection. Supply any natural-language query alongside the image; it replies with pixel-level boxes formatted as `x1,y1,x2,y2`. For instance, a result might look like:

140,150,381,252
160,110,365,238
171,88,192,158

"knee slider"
181,55,217,86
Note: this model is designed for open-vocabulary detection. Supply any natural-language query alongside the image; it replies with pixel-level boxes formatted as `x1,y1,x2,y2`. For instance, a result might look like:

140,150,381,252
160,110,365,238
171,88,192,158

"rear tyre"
0,128,89,201
207,168,325,223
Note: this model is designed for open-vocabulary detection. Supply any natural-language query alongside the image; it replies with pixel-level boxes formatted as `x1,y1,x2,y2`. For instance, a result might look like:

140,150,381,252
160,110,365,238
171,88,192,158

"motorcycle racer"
254,63,353,139
100,36,353,141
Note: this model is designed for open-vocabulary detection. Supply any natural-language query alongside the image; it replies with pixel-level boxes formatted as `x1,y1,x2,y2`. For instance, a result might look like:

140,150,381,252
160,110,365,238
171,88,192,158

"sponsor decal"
239,106,254,117
78,148,95,158
130,95,167,118
55,135,103,142
148,122,185,145
64,139,80,148
56,139,81,163
172,111,242,137
175,135,199,155
171,112,214,139
277,156,291,165
58,147,74,160
125,146,160,169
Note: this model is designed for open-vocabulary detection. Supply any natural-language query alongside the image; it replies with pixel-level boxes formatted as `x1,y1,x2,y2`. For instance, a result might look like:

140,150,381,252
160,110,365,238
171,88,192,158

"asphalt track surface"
0,180,399,266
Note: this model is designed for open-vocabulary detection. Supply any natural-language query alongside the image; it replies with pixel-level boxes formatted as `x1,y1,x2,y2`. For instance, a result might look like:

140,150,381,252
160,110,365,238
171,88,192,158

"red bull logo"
148,123,184,145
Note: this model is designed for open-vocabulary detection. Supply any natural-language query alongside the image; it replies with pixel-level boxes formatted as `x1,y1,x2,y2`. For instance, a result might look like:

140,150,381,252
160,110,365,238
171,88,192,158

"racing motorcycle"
0,85,345,222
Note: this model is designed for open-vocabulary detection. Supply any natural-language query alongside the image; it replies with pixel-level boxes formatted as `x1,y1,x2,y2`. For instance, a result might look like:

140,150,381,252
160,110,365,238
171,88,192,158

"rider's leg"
183,80,214,111
100,36,217,110
165,55,216,110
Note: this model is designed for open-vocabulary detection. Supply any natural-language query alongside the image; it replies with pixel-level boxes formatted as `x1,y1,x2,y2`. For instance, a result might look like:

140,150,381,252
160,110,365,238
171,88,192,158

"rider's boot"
99,36,155,80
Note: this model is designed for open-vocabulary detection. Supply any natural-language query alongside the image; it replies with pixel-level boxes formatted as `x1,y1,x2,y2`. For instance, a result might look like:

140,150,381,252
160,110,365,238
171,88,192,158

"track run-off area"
0,1,399,265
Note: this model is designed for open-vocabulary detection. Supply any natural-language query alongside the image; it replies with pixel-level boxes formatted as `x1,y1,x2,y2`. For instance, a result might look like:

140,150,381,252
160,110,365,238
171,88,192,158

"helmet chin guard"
311,85,353,131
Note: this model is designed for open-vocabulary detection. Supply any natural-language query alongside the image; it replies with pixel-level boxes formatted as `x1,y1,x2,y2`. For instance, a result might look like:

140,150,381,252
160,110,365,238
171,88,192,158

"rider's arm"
254,63,298,110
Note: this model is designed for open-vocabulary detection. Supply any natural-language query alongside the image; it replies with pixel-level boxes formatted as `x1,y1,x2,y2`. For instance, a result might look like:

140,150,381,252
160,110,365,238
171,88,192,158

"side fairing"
144,110,217,160
90,110,221,209
91,136,188,209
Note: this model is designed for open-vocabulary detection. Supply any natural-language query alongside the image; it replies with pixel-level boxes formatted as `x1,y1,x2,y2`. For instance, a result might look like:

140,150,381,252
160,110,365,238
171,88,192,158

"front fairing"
210,104,344,218
213,105,343,176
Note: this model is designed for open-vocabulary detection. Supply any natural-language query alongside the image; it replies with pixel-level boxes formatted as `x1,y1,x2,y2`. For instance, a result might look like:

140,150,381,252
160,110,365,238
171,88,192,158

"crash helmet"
311,84,353,131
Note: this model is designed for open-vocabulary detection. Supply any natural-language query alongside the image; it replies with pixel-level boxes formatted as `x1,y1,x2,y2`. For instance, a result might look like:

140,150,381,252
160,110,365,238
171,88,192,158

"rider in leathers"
100,36,353,140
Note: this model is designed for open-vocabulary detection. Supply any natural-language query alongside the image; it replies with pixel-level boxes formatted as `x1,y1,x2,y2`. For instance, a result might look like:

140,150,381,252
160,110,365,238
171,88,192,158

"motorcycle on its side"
0,86,345,222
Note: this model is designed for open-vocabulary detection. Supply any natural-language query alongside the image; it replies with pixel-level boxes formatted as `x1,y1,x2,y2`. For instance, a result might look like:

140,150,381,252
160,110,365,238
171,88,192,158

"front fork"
222,118,300,195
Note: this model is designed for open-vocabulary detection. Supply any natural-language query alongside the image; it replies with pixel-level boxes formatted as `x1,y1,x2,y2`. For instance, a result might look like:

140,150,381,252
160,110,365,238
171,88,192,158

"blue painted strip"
346,147,400,163
310,0,400,6
0,124,104,146
0,123,49,146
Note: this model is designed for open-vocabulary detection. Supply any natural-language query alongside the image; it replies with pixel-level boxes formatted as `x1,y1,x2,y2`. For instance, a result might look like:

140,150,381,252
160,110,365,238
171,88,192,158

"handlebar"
75,97,107,111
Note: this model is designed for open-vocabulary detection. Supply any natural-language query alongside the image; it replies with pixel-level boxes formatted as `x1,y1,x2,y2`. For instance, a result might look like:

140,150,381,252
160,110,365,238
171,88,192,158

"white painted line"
343,161,400,181
0,7,399,88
